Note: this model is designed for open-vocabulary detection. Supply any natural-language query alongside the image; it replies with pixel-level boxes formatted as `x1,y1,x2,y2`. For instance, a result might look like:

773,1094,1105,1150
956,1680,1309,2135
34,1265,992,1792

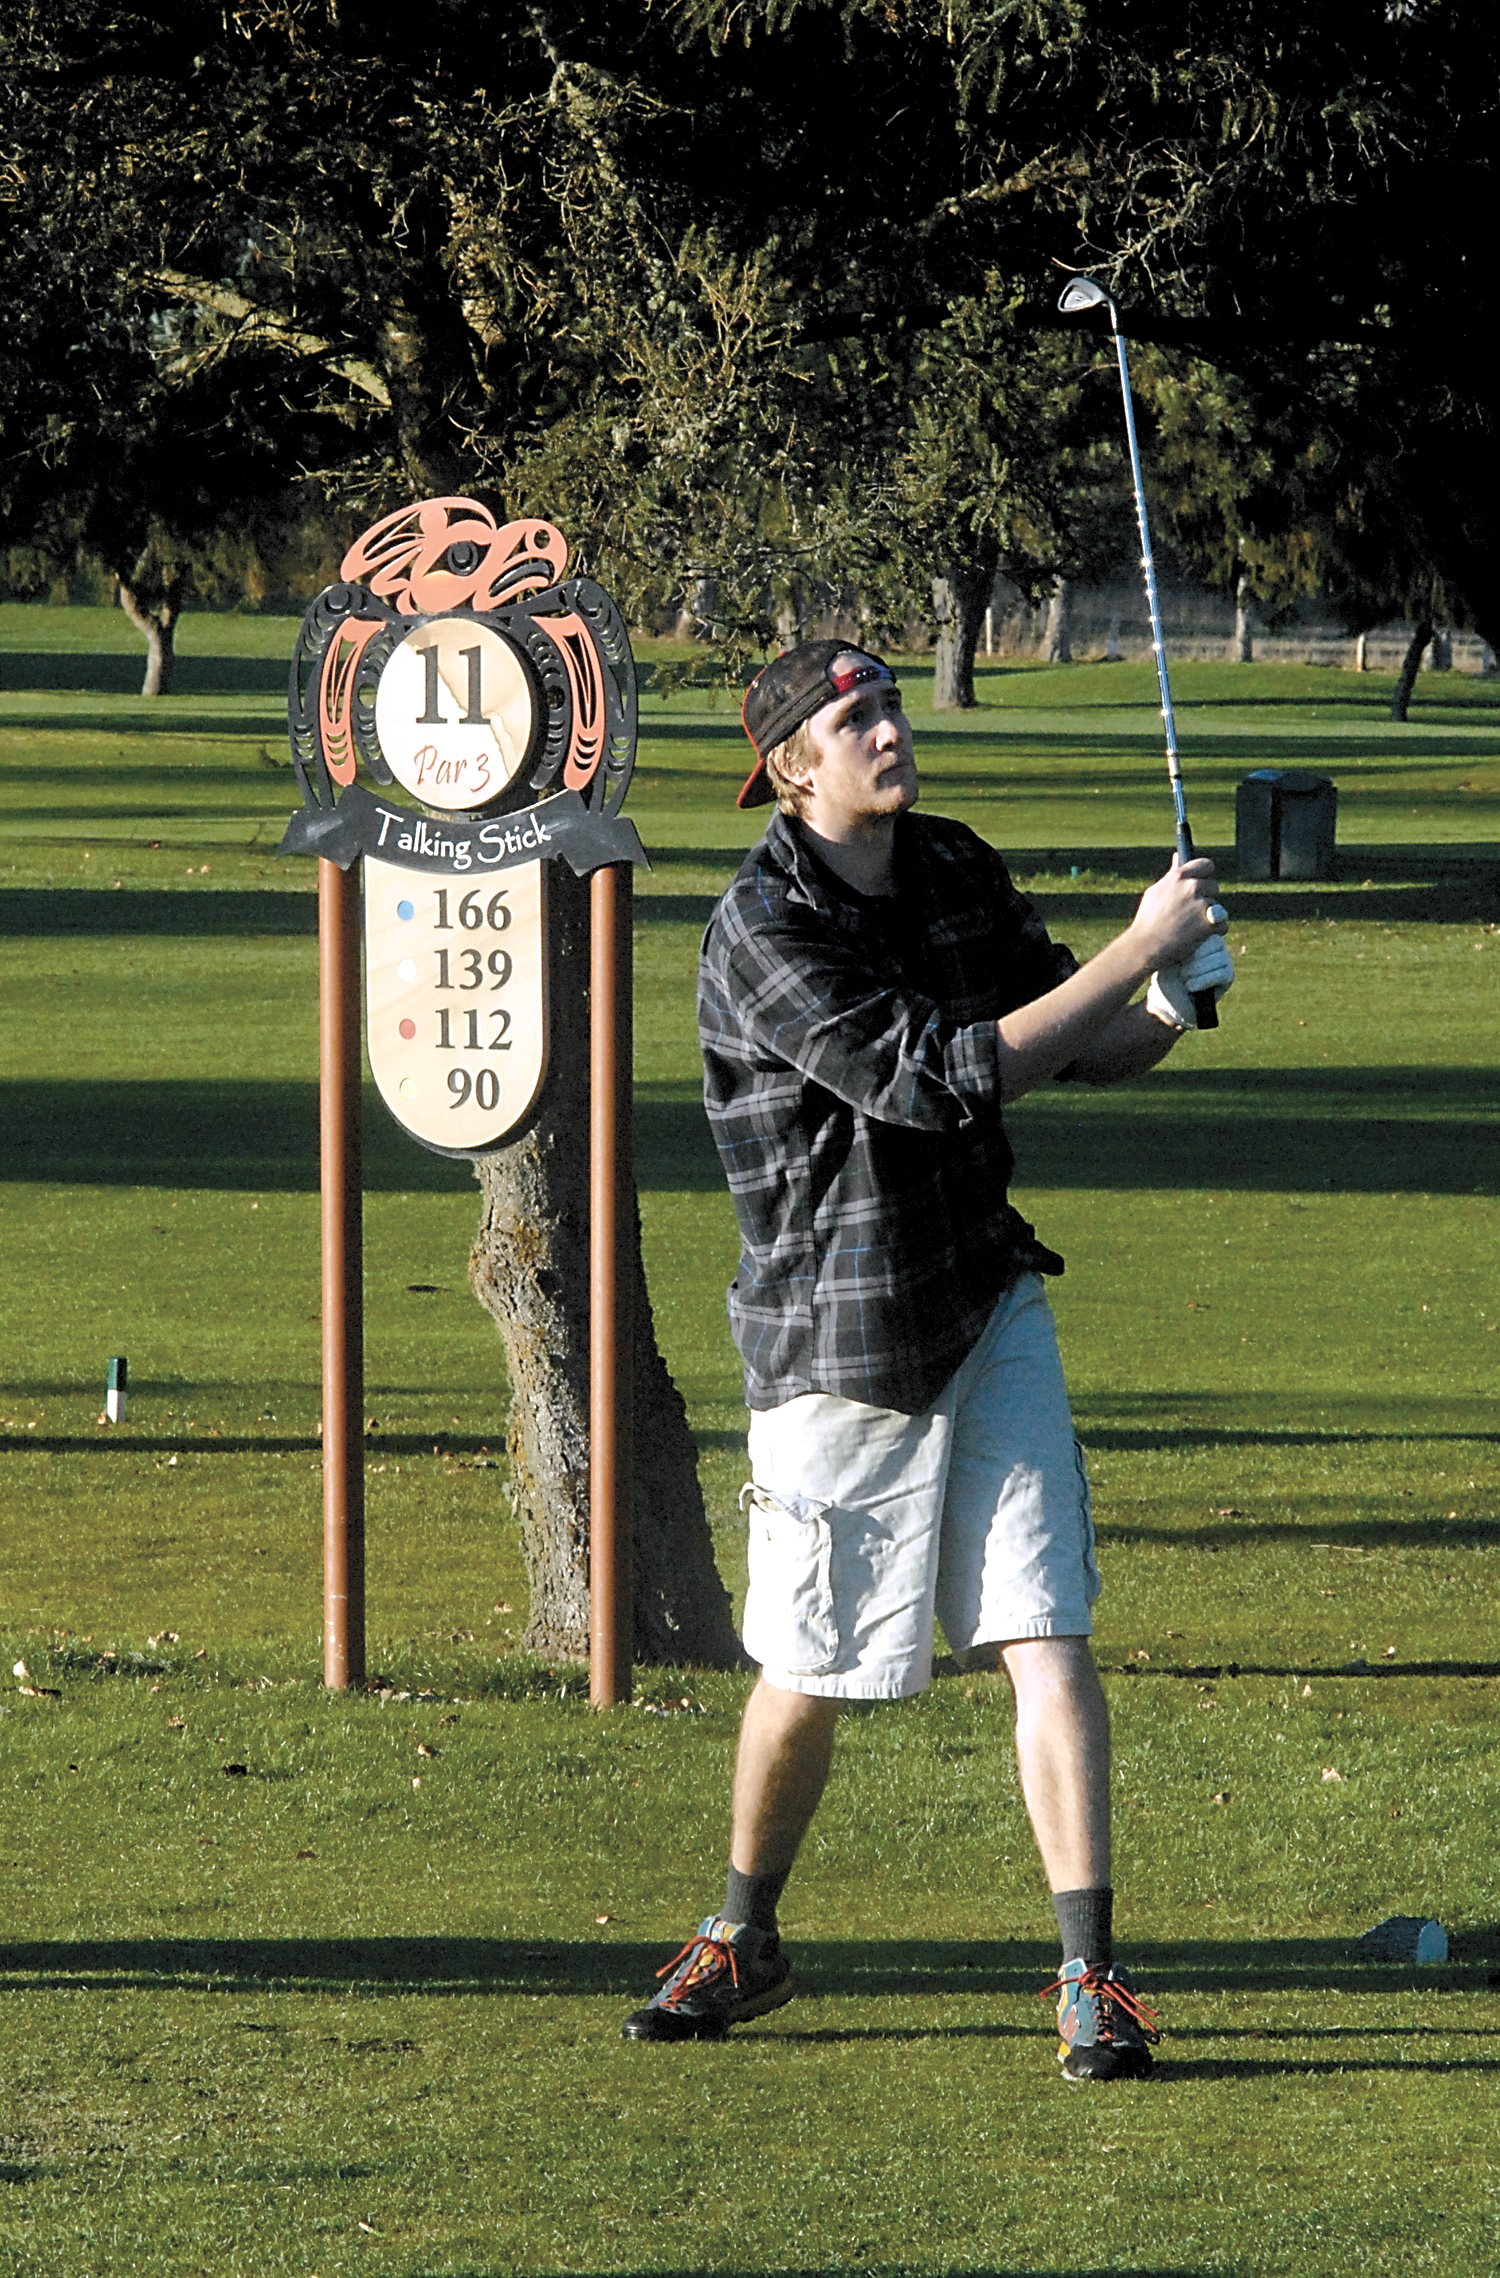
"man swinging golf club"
620,639,1232,2079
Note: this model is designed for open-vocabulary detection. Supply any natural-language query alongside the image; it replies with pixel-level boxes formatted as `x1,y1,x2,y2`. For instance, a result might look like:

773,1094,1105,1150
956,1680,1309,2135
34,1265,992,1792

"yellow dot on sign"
398,958,417,982
399,1079,416,1098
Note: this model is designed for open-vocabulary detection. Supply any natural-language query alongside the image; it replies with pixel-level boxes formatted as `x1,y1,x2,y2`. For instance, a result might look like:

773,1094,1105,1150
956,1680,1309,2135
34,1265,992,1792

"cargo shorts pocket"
739,1482,840,1674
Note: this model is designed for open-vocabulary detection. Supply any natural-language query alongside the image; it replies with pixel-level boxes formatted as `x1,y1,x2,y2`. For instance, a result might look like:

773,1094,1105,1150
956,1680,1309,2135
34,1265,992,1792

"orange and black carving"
286,496,636,818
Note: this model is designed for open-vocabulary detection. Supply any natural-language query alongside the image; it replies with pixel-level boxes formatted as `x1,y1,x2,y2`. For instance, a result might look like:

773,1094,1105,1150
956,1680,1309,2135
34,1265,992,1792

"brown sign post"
319,856,365,1689
589,861,634,1706
282,499,647,1698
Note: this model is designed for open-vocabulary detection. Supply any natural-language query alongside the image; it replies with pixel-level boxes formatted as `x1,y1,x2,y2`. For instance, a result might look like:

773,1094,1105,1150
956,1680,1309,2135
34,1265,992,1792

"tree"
9,0,1499,1654
1020,0,1500,654
0,0,755,1665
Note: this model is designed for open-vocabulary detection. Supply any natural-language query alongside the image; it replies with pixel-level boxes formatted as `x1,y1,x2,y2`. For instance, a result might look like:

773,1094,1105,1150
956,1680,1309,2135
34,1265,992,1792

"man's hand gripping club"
1147,894,1233,1031
996,856,1229,1100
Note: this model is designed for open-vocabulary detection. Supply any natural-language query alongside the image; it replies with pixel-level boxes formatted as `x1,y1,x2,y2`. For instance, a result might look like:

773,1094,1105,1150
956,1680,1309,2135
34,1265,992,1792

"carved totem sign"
279,497,647,1153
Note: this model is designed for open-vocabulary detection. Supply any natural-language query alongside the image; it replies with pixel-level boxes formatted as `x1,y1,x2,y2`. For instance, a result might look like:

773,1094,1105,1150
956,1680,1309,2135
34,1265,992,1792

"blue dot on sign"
397,899,415,921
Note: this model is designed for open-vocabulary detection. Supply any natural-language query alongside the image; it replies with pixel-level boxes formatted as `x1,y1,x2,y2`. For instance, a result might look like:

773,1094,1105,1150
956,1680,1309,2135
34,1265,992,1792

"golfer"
621,640,1232,2079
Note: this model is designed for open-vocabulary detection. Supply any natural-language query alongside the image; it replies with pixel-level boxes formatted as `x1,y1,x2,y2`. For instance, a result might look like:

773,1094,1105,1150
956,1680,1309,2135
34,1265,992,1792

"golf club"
1058,275,1219,1028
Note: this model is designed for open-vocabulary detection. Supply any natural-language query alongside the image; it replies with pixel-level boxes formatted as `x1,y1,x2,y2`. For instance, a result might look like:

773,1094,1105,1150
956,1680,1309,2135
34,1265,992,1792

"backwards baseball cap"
737,639,897,809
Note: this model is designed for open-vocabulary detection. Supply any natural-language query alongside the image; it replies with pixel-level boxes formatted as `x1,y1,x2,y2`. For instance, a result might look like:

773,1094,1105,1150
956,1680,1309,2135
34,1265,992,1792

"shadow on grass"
692,1401,1500,1506
916,745,1500,781
3,1070,1492,1196
0,1068,1493,1201
0,651,289,696
1007,1067,1500,1195
4,1931,1495,1994
0,1080,475,1192
1096,1517,1500,1552
629,868,1500,935
1099,1657,1500,1680
635,894,720,928
0,1431,498,1458
1021,875,1500,927
0,887,314,936
636,718,746,743
637,846,749,869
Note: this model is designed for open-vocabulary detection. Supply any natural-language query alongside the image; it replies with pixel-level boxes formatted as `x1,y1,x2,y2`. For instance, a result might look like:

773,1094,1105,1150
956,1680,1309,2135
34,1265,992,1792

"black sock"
724,1864,788,1935
1052,1885,1113,1968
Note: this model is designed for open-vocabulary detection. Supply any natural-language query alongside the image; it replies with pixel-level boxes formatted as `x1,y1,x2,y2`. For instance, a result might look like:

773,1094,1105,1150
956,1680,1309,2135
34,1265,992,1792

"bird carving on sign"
286,496,637,820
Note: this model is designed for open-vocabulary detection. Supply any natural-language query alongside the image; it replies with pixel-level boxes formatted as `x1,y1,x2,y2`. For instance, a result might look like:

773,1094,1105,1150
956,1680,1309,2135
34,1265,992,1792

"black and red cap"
737,639,897,809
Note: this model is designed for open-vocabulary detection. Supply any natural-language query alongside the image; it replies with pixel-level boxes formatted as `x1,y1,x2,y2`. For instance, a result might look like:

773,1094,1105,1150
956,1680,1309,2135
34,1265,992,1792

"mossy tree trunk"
931,547,999,709
1233,564,1255,662
468,863,743,1669
1389,620,1433,722
1041,575,1072,663
117,571,182,696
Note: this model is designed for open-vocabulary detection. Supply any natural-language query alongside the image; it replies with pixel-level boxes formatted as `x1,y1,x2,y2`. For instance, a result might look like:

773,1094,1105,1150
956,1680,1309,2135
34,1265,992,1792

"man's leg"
936,1283,1156,2076
985,1634,1155,2080
620,1680,836,2043
730,1677,839,1879
624,1382,943,2044
999,1635,1110,1892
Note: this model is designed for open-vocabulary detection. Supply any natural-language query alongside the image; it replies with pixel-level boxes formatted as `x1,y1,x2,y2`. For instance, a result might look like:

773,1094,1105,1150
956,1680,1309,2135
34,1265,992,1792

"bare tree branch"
142,269,392,407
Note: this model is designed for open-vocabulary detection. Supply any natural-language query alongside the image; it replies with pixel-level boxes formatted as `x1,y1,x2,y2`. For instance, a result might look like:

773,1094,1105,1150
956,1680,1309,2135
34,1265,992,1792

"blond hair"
764,720,816,819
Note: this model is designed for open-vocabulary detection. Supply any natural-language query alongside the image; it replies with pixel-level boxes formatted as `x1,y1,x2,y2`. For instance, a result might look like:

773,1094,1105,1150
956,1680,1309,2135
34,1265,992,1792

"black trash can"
1235,768,1337,880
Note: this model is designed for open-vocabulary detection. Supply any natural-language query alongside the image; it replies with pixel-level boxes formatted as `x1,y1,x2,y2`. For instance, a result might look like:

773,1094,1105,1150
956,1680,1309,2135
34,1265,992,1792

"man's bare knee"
744,1677,839,1737
1001,1633,1099,1699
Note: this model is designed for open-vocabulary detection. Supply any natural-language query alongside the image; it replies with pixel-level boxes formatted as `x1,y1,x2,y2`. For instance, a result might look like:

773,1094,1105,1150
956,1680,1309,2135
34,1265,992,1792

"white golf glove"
1147,933,1235,1030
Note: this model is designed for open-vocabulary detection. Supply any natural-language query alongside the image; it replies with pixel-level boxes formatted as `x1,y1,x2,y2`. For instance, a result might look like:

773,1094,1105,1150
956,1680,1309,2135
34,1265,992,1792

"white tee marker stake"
1058,275,1218,1028
106,1355,128,1423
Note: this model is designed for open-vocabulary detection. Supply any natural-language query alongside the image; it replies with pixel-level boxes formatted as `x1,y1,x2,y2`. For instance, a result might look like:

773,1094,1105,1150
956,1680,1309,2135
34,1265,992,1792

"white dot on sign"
399,1078,416,1098
397,899,415,921
397,958,417,982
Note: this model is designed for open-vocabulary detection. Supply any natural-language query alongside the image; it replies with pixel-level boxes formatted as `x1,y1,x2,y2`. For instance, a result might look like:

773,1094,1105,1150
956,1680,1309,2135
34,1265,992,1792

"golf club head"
1058,276,1113,318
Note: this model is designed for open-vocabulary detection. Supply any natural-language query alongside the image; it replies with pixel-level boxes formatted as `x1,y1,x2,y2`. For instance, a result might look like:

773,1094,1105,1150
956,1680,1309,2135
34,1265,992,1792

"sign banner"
277,779,647,878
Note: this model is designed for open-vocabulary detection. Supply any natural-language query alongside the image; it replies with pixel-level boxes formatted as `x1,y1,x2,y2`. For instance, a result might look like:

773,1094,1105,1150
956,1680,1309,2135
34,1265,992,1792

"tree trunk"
467,863,742,1669
1428,626,1452,671
1232,565,1255,662
117,577,181,695
1041,576,1072,664
676,576,720,642
1389,621,1433,722
775,580,806,648
1105,610,1122,662
931,547,998,709
1355,631,1369,672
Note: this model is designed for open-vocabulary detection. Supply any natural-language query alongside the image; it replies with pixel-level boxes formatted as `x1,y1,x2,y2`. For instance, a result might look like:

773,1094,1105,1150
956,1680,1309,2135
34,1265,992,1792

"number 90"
448,1068,501,1110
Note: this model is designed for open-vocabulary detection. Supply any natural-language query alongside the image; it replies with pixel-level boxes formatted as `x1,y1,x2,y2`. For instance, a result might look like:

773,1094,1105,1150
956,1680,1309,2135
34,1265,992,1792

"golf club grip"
1193,988,1219,1030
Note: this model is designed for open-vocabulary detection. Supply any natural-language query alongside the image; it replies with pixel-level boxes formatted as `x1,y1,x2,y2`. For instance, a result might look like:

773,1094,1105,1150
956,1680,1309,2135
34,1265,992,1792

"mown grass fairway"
3,603,1499,2277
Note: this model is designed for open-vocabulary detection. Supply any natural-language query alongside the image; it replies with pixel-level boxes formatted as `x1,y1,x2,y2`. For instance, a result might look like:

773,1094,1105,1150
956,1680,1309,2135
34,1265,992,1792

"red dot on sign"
398,1019,416,1040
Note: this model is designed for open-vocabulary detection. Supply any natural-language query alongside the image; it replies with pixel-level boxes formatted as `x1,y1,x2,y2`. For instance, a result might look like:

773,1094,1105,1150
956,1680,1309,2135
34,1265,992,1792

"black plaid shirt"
699,808,1078,1414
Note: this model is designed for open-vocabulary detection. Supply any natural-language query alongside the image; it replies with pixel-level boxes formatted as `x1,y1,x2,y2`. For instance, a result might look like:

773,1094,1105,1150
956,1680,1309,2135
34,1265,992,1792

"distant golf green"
2,601,1498,2277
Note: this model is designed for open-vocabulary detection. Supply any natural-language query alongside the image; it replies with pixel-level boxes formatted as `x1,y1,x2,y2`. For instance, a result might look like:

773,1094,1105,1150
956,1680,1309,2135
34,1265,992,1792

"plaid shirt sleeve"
699,814,1077,1412
710,881,1003,1134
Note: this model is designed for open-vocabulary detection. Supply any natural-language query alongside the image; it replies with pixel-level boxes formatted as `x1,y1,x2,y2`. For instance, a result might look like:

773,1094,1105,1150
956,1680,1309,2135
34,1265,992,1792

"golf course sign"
278,496,646,1154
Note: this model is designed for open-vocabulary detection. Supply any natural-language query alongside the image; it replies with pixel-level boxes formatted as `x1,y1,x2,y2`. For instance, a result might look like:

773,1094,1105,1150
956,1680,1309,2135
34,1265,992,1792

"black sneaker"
621,1916,794,2042
1044,1957,1159,2081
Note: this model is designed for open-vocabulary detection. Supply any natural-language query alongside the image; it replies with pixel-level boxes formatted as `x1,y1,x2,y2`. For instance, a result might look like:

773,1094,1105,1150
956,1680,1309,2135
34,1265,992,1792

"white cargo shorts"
740,1276,1099,1700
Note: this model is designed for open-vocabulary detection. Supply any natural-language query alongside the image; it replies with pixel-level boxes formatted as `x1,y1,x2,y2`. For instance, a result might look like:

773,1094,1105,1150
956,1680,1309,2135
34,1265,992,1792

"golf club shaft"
1110,322,1218,1029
